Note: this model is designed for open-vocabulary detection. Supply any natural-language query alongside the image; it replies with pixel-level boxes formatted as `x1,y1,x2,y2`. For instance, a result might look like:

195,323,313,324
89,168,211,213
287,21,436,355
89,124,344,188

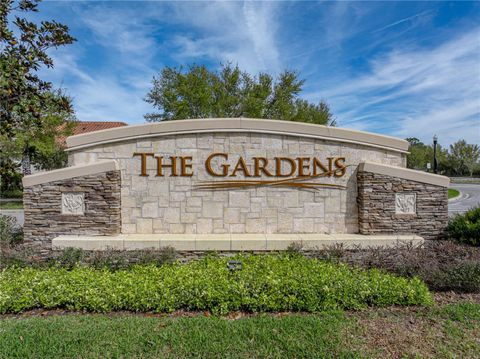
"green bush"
307,241,480,293
0,159,22,195
57,247,177,270
447,206,480,246
0,215,23,248
0,255,432,314
428,261,480,293
1,189,23,199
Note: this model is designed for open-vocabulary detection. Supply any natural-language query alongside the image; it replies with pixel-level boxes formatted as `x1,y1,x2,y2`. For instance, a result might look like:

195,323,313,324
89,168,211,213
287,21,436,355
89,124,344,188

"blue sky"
29,1,480,146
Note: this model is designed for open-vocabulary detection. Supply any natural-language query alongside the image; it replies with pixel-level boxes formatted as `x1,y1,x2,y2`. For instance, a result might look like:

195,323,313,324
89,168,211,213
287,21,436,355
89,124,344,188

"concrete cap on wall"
22,160,118,187
65,118,409,154
358,162,450,187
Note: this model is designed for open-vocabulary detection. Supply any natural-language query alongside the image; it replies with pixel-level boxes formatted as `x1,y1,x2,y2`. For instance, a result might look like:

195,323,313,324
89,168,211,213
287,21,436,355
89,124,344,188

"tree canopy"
0,0,76,175
144,64,335,126
447,140,480,177
406,138,480,176
406,137,446,171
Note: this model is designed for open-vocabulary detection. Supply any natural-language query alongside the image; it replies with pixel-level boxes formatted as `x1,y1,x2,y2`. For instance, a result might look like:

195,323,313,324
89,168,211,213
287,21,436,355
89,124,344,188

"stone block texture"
69,133,405,234
357,171,448,239
23,171,121,251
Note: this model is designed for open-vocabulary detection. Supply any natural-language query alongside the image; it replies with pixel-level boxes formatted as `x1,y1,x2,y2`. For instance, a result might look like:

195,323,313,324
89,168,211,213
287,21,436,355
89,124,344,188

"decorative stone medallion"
62,192,85,215
395,193,416,214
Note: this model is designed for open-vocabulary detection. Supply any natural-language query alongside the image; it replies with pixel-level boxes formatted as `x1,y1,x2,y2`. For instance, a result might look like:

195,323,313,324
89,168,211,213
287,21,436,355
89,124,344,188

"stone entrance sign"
22,118,450,252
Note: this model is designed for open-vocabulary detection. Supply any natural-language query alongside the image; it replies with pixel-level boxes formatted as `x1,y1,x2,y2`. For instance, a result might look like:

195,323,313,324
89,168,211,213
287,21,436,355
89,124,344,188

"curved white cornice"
66,118,409,154
22,160,118,187
358,162,450,187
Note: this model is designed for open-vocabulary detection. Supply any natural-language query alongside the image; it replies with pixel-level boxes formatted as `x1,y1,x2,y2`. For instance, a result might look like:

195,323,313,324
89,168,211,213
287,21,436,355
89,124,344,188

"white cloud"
307,28,480,146
72,77,152,123
242,1,280,72
78,5,159,59
32,1,479,146
39,1,283,124
371,10,435,34
168,1,281,74
399,101,479,145
42,49,152,124
35,3,163,124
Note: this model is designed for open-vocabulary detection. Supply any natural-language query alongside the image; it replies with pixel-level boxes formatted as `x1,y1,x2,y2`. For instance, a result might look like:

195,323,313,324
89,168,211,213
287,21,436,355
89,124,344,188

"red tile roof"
57,121,128,146
71,121,128,135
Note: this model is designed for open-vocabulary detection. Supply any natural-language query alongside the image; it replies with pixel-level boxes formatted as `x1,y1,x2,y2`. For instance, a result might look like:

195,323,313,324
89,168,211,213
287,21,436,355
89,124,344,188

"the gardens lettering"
133,152,347,178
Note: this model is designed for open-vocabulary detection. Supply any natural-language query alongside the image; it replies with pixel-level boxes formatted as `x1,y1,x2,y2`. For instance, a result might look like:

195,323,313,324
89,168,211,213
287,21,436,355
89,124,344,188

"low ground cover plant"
0,255,432,314
447,206,480,246
2,241,479,293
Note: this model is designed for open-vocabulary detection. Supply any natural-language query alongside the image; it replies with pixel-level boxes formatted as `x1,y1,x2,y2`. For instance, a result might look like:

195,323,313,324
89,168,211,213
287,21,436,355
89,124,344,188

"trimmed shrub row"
2,242,479,293
0,255,432,314
310,241,480,293
447,206,480,246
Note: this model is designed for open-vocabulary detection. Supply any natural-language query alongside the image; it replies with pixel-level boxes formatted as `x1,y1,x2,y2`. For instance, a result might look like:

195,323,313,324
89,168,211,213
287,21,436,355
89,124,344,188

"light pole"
433,134,438,174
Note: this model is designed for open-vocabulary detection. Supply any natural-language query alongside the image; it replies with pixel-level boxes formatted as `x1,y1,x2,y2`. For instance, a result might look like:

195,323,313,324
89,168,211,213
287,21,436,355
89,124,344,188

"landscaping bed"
2,240,479,295
0,255,432,314
1,209,479,358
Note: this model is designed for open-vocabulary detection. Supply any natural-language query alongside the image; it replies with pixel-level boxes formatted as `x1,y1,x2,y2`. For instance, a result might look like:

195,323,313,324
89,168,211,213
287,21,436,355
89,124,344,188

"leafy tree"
406,137,429,170
446,140,480,177
0,0,76,175
406,137,448,173
145,63,335,125
406,137,480,177
0,158,21,195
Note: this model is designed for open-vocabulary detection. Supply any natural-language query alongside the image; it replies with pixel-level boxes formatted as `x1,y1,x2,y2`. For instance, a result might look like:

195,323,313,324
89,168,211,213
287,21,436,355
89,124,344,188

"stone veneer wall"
23,170,121,252
68,133,406,235
357,171,448,240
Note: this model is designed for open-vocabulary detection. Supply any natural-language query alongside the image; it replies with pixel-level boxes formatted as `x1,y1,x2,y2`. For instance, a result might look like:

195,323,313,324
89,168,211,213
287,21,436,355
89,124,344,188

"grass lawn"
0,297,478,359
448,188,460,199
0,201,23,210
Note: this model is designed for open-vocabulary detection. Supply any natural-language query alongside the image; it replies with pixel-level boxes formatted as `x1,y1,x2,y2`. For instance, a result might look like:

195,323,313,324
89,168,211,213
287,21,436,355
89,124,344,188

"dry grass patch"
345,293,480,359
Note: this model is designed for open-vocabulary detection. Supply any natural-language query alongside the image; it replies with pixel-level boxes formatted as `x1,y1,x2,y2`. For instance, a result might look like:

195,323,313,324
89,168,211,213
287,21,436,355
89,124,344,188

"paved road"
449,183,480,216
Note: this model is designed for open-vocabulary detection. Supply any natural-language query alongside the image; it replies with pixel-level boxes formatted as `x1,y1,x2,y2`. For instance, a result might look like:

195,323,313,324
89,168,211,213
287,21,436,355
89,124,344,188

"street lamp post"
433,134,438,174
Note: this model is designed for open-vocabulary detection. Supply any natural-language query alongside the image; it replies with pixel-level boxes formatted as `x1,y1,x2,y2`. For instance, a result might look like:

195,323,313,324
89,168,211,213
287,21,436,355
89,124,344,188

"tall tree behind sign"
144,63,335,126
0,0,76,175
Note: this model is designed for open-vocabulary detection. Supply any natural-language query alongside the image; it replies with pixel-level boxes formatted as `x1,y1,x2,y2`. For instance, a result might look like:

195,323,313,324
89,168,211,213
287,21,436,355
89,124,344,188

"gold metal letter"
296,157,310,177
206,153,229,177
133,152,154,176
253,157,273,177
156,156,178,177
275,157,296,177
231,157,251,177
313,158,330,177
180,156,194,177
334,157,346,177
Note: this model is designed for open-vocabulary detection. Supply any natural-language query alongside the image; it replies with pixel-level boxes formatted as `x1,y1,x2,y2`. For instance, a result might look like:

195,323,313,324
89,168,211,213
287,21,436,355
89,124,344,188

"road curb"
448,189,464,203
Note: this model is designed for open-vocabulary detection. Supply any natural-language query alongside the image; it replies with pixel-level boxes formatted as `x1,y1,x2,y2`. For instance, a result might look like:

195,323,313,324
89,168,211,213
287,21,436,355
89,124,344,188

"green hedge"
447,206,480,246
0,255,432,314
